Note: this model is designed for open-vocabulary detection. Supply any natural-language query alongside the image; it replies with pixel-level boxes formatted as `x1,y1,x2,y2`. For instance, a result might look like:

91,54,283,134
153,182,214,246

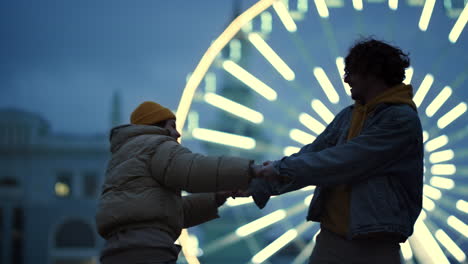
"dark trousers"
309,228,402,264
100,248,177,264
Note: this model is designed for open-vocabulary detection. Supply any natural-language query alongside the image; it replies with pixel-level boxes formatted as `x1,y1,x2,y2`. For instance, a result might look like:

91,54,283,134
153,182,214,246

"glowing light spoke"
423,196,436,211
176,0,276,132
430,176,455,190
422,130,429,143
431,164,456,175
299,113,326,135
435,229,467,262
192,128,256,150
272,1,297,32
404,67,414,84
449,2,468,43
313,67,340,104
447,216,468,237
313,0,329,18
226,197,254,207
336,57,351,95
206,203,305,255
423,184,442,200
413,74,434,108
222,60,277,101
300,186,315,191
179,230,201,264
248,33,295,81
409,219,450,264
418,0,436,31
425,86,452,118
252,229,298,264
456,200,468,213
401,241,413,260
236,210,287,237
292,239,316,264
437,102,467,129
424,135,448,152
429,149,454,163
284,146,300,156
311,99,335,124
304,194,313,205
352,0,363,11
388,0,398,11
290,129,316,145
420,210,427,220
204,93,264,124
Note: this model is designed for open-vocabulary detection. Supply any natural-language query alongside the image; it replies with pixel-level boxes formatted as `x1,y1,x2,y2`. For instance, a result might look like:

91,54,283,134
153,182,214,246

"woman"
96,101,259,264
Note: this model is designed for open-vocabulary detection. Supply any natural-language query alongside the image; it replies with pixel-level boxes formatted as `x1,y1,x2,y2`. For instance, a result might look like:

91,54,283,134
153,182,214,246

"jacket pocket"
371,176,400,217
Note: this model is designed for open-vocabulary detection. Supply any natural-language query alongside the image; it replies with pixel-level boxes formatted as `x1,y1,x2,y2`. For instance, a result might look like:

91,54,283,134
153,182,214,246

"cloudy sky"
0,0,238,134
2,0,467,135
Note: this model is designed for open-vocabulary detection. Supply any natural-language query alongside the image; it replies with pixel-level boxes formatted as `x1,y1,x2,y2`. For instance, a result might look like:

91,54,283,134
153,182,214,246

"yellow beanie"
130,101,176,125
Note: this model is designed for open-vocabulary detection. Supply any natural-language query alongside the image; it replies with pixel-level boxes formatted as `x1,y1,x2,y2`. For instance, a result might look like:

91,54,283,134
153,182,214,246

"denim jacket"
253,103,423,241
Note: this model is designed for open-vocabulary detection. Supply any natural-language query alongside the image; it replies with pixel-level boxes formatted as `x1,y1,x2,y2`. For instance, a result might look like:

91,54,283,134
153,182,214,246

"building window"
12,207,23,264
0,208,3,258
83,172,98,198
55,219,95,248
53,219,97,264
0,177,18,187
55,171,72,197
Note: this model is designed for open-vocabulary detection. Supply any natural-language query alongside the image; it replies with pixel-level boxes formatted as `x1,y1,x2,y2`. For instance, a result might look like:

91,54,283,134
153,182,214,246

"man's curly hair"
344,37,410,86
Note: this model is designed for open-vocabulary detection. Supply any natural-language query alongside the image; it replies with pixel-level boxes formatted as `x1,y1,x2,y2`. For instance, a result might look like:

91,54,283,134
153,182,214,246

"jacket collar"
109,124,170,153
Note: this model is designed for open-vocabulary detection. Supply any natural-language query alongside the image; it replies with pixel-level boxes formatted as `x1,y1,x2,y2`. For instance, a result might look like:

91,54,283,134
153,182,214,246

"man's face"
344,71,371,103
164,119,181,140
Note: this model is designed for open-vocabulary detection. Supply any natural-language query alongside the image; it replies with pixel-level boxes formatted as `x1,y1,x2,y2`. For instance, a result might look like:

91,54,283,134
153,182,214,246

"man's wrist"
248,161,258,182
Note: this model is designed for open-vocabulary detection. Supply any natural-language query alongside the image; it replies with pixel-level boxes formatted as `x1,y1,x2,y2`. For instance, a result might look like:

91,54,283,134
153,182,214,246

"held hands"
228,160,292,200
251,160,291,184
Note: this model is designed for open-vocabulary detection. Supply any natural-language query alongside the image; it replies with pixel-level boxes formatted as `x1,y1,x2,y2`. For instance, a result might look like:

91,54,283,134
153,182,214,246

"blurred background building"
1,0,467,263
0,109,107,264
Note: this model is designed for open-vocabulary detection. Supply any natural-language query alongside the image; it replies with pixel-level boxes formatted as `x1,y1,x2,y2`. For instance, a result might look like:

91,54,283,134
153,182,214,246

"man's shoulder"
335,105,354,119
379,104,419,119
375,104,421,131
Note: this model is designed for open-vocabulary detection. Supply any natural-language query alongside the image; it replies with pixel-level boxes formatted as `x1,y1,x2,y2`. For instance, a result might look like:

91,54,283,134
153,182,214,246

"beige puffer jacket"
96,125,252,240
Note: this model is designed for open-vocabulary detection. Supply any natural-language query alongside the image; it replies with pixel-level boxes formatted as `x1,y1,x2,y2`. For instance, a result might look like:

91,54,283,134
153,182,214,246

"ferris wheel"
176,0,468,263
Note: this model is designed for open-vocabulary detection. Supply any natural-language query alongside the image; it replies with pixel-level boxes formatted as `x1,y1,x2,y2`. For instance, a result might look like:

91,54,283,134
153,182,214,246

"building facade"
0,109,108,264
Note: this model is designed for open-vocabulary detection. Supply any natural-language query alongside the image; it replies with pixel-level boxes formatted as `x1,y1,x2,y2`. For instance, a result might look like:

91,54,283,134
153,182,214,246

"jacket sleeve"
182,193,219,228
277,108,421,189
150,140,253,192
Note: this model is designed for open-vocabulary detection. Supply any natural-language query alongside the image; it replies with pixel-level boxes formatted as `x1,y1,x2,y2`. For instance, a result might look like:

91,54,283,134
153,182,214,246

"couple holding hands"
96,38,424,264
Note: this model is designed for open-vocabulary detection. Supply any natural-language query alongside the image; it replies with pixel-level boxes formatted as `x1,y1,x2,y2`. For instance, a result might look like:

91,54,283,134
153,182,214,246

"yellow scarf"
347,83,417,140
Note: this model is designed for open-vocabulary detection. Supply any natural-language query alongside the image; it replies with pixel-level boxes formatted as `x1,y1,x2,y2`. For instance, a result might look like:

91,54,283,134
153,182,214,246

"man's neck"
362,82,391,105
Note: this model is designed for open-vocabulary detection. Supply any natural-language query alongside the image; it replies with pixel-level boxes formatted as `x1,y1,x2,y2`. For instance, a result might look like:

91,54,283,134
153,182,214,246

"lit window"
55,172,72,197
83,172,98,198
55,219,95,248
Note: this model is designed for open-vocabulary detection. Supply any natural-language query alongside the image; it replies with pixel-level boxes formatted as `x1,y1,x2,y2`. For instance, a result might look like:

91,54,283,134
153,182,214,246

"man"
253,38,423,264
96,101,260,264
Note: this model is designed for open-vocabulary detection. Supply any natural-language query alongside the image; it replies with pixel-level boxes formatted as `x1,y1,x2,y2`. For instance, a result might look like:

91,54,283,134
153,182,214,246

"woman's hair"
344,37,410,86
153,120,168,127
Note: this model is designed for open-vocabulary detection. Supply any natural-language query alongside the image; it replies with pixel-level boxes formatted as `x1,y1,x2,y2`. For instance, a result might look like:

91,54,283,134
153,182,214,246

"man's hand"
257,160,291,184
